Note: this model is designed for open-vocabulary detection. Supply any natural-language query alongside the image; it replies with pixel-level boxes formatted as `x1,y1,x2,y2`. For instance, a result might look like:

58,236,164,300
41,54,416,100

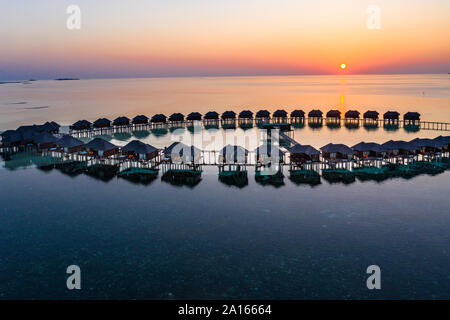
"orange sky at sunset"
1,0,449,79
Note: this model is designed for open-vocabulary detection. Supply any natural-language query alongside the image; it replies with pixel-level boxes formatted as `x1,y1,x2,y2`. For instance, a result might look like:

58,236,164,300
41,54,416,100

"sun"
340,63,347,70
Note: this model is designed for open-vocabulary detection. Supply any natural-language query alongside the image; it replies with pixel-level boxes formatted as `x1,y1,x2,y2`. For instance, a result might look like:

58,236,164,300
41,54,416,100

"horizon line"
2,71,449,82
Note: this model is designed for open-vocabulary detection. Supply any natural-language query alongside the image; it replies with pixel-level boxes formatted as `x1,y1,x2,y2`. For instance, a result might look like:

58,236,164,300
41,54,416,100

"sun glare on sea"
340,63,347,70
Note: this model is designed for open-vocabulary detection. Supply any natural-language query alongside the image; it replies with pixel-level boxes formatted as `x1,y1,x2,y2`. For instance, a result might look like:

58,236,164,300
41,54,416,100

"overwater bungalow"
15,122,60,135
93,118,111,129
56,135,85,153
290,109,305,125
163,142,202,164
344,110,360,128
121,140,159,161
383,111,399,125
238,110,254,127
272,109,288,123
326,109,341,120
151,114,167,125
320,143,354,163
308,109,323,119
132,115,149,125
84,138,119,158
168,113,185,126
363,111,379,127
289,144,320,165
113,116,130,127
404,112,421,127
218,145,249,187
345,110,360,119
433,136,450,152
219,144,249,164
186,112,202,122
203,111,220,127
255,110,271,122
162,142,202,181
409,138,443,157
351,142,386,166
70,120,92,131
19,129,37,146
38,121,60,134
221,111,237,128
326,109,341,127
308,110,323,127
381,140,416,162
204,111,219,120
186,112,203,132
255,144,285,165
288,144,321,181
33,132,58,150
0,130,22,149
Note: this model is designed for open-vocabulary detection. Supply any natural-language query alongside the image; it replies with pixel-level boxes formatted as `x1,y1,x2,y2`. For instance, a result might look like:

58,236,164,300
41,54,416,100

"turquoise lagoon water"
0,75,449,299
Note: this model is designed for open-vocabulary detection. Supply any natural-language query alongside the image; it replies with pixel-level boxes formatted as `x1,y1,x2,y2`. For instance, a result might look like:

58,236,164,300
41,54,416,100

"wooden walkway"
68,118,450,137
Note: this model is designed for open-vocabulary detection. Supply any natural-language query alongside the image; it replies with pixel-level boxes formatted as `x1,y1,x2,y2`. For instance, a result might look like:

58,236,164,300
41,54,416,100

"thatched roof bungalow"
122,140,159,160
326,110,341,120
289,144,320,163
70,120,92,131
169,113,184,123
220,144,249,164
272,109,288,123
204,111,219,120
221,111,236,119
255,110,271,119
151,114,167,123
383,111,399,120
308,110,323,118
132,115,149,125
320,143,354,161
19,129,37,145
404,112,421,122
239,110,253,119
0,130,22,147
113,116,130,127
163,142,201,163
33,132,58,150
433,136,450,151
38,121,60,134
85,138,119,157
56,135,85,153
290,110,305,118
363,111,379,120
187,112,202,121
93,118,111,128
351,142,386,159
409,138,442,154
345,110,360,119
381,140,416,157
404,112,421,128
273,109,287,117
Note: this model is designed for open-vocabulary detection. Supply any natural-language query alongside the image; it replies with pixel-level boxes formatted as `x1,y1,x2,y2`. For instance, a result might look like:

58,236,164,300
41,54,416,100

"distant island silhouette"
55,78,80,81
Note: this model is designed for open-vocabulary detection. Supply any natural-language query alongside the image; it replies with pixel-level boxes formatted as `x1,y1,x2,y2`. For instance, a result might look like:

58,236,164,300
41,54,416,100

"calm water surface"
0,74,449,130
0,75,449,299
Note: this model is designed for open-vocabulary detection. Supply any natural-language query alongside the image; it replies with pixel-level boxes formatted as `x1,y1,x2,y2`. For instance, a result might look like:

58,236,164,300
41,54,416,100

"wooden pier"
68,118,450,138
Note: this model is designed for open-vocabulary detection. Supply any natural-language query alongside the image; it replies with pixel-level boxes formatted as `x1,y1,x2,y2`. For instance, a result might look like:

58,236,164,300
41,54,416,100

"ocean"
0,74,449,299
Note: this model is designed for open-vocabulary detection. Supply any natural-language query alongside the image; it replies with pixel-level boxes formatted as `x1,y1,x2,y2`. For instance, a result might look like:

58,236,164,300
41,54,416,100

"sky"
1,0,449,80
